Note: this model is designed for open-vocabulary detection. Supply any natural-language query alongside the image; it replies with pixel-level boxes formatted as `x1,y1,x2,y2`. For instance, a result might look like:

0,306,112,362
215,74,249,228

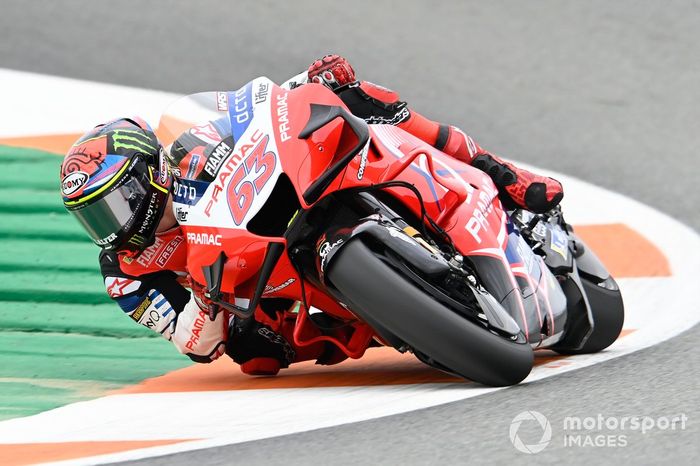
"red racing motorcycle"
159,78,624,386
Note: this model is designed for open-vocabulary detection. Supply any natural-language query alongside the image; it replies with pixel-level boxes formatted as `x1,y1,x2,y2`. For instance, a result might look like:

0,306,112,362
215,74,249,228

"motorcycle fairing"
160,78,567,347
503,219,568,342
162,79,371,310
353,125,567,343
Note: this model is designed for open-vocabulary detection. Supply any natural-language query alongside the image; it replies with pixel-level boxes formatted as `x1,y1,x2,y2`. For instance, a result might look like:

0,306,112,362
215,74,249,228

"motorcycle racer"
59,55,564,376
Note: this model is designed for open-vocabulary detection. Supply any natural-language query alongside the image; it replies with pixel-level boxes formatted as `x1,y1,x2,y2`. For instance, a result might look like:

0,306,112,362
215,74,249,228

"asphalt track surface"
1,1,698,464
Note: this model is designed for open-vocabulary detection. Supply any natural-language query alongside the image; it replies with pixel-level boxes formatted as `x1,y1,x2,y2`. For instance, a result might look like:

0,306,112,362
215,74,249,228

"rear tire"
553,276,625,355
326,240,534,386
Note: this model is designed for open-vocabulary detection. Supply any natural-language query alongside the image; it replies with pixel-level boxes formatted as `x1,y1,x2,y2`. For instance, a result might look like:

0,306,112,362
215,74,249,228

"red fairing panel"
342,124,508,255
271,83,358,208
338,124,529,335
181,82,363,294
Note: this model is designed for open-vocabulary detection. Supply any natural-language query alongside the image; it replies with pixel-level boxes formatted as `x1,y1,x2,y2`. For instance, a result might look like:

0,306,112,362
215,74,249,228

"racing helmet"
60,117,172,256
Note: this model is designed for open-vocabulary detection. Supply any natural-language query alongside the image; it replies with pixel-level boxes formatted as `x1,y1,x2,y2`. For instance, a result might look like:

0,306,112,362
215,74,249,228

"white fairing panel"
163,78,283,231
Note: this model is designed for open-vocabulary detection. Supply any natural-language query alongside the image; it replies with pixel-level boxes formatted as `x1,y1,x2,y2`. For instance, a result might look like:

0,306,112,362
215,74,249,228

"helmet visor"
69,159,152,248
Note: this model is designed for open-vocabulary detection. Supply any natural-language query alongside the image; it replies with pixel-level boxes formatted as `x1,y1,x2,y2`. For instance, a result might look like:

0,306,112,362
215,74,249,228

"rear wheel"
326,239,534,386
553,275,625,355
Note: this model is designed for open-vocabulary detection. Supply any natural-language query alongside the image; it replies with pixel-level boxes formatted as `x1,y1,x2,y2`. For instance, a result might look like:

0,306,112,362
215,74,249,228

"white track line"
0,68,177,137
0,69,697,465
26,179,700,466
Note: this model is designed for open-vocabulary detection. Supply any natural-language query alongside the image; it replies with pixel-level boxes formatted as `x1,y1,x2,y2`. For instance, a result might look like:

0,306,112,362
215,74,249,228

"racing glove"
226,319,296,376
308,54,357,91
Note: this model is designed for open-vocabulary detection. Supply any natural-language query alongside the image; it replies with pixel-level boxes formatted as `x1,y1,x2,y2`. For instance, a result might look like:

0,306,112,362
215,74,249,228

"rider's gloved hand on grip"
226,319,296,375
308,54,357,91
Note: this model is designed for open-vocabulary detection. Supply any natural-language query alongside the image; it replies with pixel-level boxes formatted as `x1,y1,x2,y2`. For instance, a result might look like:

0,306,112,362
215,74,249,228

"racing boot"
423,124,564,213
471,153,563,214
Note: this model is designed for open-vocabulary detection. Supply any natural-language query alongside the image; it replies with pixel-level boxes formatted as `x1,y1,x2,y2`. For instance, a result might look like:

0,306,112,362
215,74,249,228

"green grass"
0,145,192,421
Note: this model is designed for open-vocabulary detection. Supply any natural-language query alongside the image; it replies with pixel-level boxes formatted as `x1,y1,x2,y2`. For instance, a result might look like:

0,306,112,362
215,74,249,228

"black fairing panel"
468,255,541,341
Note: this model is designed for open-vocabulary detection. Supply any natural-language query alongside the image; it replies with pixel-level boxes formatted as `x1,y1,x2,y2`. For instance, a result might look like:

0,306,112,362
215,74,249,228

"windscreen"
157,91,231,149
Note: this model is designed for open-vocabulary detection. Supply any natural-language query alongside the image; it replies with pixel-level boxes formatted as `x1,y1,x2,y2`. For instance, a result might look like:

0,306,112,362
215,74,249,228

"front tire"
326,239,534,386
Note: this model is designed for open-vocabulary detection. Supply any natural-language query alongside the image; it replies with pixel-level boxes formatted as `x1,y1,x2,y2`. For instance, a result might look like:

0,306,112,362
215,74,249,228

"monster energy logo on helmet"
110,129,158,154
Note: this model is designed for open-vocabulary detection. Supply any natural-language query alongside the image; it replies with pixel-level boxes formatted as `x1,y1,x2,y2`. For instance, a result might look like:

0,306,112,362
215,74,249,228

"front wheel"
326,239,534,386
